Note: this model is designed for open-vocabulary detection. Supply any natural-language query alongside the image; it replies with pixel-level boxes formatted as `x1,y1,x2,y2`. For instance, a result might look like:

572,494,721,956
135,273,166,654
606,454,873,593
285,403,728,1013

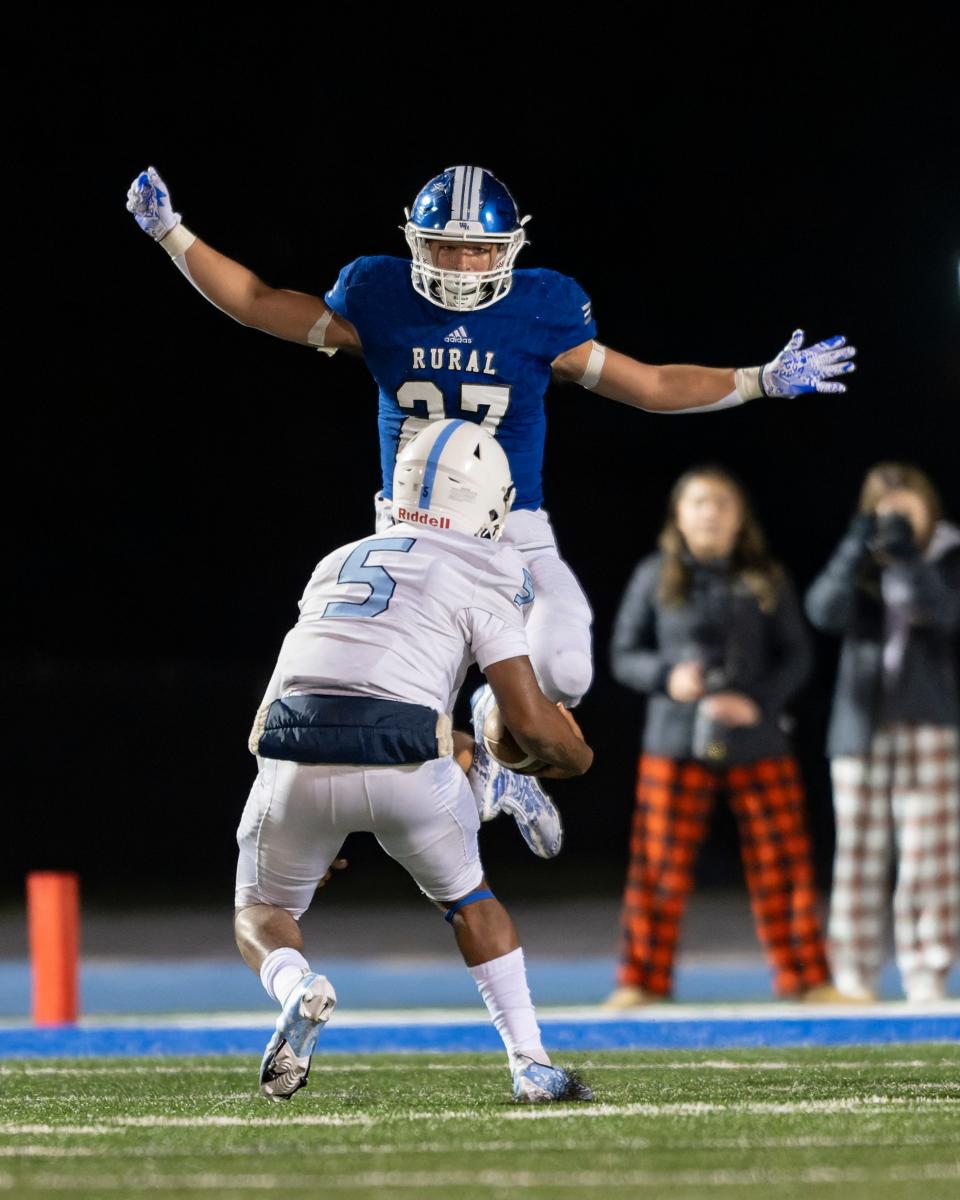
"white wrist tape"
159,222,196,258
577,341,606,390
734,366,763,401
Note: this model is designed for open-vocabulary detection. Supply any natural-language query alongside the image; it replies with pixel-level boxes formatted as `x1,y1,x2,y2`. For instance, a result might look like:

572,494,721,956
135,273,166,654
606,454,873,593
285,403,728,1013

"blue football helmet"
404,166,529,311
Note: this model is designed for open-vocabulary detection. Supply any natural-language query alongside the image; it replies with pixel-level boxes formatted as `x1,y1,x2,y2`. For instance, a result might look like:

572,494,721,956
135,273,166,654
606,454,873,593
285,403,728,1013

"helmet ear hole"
473,444,482,458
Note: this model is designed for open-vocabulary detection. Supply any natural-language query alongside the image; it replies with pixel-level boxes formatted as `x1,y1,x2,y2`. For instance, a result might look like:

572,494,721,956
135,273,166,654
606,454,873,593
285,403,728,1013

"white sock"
469,947,550,1067
259,947,310,1005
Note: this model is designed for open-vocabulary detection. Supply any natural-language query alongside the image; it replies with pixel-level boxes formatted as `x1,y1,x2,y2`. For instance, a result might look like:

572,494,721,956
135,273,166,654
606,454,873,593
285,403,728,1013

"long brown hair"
858,462,942,551
658,466,784,612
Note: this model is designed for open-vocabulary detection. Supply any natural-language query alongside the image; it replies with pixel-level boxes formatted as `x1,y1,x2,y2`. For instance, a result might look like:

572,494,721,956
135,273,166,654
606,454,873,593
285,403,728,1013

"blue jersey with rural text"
324,256,597,511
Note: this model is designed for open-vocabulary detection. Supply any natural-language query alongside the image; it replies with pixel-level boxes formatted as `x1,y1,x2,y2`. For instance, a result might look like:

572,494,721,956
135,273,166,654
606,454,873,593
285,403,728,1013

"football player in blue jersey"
127,164,856,858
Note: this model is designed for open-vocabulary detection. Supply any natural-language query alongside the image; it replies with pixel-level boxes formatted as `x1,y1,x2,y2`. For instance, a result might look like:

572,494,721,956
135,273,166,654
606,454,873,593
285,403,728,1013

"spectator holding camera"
806,464,960,1003
606,466,835,1007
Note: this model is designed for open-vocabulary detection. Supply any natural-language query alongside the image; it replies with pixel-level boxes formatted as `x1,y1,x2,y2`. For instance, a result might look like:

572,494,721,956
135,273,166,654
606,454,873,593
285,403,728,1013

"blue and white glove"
761,328,856,397
126,165,181,241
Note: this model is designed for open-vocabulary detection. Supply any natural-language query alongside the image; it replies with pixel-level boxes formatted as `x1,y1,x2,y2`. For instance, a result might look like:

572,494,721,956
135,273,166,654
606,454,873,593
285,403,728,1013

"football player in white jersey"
236,420,594,1103
127,164,856,861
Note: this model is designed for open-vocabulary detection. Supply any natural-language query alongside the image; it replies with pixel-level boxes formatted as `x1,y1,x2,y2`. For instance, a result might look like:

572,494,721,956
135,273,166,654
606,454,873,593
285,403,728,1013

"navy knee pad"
444,889,495,923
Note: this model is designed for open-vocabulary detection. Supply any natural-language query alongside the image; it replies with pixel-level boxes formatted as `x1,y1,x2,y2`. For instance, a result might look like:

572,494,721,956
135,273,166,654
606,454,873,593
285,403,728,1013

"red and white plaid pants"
617,755,830,997
828,723,960,999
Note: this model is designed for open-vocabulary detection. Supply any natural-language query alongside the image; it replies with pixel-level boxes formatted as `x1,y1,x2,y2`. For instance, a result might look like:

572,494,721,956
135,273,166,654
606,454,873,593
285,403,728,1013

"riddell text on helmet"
396,507,452,528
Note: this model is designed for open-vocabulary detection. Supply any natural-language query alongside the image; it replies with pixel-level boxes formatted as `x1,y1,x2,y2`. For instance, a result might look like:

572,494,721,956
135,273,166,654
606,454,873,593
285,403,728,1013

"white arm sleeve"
655,368,761,414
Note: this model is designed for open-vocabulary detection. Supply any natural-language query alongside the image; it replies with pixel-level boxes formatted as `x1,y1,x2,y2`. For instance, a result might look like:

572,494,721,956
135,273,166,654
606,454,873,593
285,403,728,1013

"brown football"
482,702,549,775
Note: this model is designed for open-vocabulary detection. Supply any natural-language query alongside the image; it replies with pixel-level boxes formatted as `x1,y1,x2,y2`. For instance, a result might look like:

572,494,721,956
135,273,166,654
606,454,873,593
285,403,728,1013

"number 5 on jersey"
322,538,416,619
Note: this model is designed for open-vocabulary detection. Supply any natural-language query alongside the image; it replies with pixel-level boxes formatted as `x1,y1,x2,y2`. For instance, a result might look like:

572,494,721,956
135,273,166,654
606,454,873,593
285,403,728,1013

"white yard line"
2,1093,958,1138
62,999,960,1028
2,1133,958,1158
12,1163,960,1190
1,1057,954,1078
0,1147,98,1157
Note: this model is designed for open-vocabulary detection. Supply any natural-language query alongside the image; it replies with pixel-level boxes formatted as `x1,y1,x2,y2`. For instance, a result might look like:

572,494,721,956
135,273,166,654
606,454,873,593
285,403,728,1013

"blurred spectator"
806,463,960,1003
605,467,838,1007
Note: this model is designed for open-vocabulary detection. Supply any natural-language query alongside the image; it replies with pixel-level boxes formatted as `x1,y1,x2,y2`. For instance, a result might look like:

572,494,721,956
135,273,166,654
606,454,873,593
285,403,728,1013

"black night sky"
7,12,959,906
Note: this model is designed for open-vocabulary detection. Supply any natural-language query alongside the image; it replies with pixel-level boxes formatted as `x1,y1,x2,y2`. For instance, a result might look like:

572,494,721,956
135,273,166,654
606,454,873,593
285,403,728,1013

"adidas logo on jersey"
396,507,452,529
444,325,472,344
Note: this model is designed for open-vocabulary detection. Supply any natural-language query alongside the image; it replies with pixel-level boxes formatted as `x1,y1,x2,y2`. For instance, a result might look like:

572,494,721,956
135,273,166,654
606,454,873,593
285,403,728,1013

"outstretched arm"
551,328,856,411
126,166,361,352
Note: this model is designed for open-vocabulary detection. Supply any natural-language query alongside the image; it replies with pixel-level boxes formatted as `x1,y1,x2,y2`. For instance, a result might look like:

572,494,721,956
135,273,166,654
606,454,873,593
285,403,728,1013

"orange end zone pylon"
27,871,80,1025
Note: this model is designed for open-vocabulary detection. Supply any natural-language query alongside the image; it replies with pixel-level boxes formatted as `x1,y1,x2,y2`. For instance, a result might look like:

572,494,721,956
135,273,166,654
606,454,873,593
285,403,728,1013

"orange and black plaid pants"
617,754,830,997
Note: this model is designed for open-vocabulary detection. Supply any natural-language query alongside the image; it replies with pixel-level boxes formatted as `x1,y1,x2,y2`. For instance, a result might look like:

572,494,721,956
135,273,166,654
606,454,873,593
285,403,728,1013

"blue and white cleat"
512,1055,593,1103
469,685,564,858
469,686,505,821
500,772,563,859
259,971,336,1102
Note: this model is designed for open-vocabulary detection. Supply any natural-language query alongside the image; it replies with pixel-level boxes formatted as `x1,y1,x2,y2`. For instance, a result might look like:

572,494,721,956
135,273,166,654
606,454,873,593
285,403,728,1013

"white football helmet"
392,419,515,540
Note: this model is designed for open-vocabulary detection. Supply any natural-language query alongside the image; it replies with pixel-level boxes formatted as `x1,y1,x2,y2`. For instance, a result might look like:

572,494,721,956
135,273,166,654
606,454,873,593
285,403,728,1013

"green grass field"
2,1045,958,1199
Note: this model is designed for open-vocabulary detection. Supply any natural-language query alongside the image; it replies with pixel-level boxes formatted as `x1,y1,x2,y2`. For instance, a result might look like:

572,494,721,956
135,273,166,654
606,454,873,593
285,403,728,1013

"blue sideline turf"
2,1009,959,1058
4,958,958,1017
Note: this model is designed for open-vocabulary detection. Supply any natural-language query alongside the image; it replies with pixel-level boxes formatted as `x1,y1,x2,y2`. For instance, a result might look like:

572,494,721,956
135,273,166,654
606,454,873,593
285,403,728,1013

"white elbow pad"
577,341,606,390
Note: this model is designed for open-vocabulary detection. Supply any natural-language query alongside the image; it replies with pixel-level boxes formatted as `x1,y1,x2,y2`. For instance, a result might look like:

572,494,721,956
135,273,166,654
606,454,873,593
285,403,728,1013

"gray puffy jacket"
610,552,811,763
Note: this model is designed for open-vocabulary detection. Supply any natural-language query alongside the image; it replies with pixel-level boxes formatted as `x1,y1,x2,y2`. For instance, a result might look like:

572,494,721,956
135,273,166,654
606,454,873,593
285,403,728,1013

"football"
482,702,549,775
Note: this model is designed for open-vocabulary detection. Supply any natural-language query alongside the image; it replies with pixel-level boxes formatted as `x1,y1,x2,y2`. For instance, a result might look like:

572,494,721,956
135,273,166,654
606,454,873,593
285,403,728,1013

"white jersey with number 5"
269,523,535,716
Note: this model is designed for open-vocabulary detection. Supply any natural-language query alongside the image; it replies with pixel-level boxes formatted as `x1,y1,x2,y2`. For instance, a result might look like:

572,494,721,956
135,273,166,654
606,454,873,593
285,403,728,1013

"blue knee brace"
443,889,495,923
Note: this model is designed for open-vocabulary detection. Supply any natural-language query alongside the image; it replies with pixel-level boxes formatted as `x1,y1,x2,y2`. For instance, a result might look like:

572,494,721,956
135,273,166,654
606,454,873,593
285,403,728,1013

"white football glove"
125,165,181,241
761,329,857,396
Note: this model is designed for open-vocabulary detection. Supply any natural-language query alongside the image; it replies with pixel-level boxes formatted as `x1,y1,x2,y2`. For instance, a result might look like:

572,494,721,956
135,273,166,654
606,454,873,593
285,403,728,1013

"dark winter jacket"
610,552,811,763
805,519,960,756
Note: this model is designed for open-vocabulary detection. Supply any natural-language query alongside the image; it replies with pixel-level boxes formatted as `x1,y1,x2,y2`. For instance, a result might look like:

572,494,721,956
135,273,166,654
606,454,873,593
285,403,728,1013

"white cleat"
469,686,506,821
499,771,563,858
259,971,336,1102
512,1054,593,1103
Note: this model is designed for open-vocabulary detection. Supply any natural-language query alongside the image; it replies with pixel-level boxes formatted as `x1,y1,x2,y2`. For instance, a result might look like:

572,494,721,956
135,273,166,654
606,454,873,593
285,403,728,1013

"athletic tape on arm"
159,222,198,286
307,309,339,356
577,341,606,390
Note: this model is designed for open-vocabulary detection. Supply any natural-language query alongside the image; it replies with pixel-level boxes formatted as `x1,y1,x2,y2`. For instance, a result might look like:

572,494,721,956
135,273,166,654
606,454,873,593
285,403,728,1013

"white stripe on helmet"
451,166,465,220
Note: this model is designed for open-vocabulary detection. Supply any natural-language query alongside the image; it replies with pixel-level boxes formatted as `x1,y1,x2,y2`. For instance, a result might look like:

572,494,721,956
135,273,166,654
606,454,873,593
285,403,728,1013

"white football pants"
235,755,484,919
499,508,594,708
